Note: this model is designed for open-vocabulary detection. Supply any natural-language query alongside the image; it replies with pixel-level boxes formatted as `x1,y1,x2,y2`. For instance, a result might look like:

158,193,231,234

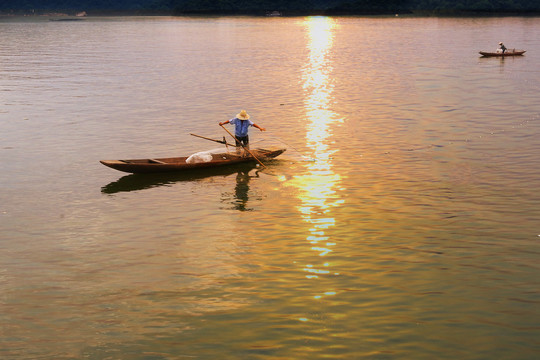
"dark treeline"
1,0,540,15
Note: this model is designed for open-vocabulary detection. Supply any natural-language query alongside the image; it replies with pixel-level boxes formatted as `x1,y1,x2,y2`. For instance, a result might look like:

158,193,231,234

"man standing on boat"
499,42,507,54
219,110,266,149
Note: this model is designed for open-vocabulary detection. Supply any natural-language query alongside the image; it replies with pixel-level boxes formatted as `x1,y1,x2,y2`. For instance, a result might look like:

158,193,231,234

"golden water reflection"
287,17,344,308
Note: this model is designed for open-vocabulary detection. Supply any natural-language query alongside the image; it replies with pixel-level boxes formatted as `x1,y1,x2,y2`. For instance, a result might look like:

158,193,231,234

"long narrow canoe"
100,148,286,174
479,50,526,57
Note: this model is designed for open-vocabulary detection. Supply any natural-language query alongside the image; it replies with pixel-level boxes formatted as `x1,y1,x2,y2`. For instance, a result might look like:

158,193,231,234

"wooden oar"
219,125,266,169
190,133,237,147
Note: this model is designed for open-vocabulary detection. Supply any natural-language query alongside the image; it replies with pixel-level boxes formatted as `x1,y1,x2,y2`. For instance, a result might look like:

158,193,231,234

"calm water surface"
1,15,540,359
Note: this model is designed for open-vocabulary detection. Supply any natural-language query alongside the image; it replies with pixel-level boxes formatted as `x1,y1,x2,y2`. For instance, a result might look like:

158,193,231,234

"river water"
1,15,539,359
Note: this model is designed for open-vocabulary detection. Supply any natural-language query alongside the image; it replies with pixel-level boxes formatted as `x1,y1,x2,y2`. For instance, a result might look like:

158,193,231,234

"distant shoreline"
2,10,540,18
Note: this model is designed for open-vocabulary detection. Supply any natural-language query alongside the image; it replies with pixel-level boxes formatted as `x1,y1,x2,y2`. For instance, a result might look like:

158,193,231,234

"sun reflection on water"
287,17,344,311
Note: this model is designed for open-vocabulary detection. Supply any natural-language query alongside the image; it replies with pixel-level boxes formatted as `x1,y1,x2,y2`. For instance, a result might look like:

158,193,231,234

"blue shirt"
229,118,254,137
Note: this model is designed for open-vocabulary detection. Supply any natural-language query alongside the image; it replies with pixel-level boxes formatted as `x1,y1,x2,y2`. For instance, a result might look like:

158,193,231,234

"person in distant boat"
499,42,507,54
219,110,266,149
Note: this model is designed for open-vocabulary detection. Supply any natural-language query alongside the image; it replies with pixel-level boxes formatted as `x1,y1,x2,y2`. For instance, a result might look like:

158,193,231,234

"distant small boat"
100,148,286,174
479,49,526,57
266,11,282,16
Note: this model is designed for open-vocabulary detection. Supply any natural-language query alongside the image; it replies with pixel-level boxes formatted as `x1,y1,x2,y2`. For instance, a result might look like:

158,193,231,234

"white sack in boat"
186,151,213,164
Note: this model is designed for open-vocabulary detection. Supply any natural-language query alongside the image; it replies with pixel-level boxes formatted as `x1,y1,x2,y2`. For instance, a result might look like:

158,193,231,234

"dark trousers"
235,135,249,148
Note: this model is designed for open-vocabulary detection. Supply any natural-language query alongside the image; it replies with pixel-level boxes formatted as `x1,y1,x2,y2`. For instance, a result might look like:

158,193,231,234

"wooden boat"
100,148,286,174
479,50,526,57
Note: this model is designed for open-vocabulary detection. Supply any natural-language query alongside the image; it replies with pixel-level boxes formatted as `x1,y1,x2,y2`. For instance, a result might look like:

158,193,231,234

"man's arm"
253,123,266,132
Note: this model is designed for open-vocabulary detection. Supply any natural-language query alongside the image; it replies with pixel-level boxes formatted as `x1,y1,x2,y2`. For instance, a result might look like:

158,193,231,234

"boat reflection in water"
101,161,281,211
101,163,259,195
